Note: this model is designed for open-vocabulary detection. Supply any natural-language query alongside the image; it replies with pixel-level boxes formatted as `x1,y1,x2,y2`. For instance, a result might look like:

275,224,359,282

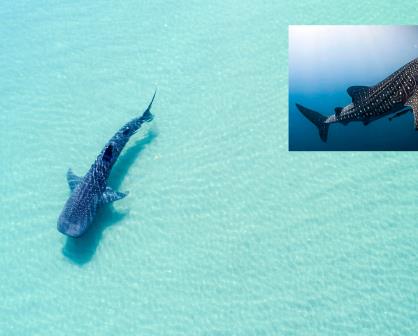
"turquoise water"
1,1,418,335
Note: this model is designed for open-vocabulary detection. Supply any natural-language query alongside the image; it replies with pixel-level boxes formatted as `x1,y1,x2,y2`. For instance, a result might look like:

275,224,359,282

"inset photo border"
289,25,418,151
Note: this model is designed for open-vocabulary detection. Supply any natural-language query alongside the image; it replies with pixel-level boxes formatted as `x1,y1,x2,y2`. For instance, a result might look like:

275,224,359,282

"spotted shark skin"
57,92,156,237
296,58,418,142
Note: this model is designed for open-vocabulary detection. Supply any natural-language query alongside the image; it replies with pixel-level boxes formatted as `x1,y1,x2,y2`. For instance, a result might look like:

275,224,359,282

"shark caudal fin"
140,90,156,123
296,103,330,142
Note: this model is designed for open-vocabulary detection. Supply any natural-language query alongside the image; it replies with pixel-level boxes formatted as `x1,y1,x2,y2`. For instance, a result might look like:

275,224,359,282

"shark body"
57,93,155,237
296,58,418,142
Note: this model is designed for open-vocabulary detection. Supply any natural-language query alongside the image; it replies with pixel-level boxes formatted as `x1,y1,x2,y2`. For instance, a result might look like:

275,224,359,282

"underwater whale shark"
296,57,418,142
57,92,156,237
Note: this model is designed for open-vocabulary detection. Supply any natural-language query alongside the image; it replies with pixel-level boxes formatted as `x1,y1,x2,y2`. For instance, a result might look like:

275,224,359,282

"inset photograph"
289,25,418,150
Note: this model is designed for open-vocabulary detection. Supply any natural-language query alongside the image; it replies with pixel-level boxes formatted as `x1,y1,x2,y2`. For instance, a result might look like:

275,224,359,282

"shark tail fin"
296,103,330,142
140,90,156,123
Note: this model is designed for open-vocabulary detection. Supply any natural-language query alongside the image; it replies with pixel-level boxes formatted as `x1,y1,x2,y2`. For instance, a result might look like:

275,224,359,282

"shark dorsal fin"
334,107,343,116
67,168,82,192
347,86,370,102
101,187,129,204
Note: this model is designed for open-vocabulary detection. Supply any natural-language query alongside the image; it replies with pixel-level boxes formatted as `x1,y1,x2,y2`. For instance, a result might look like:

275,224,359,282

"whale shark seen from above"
296,57,418,142
57,92,156,238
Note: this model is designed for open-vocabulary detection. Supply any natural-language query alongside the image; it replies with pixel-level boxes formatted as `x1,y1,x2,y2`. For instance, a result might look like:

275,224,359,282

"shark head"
57,212,90,238
57,196,95,238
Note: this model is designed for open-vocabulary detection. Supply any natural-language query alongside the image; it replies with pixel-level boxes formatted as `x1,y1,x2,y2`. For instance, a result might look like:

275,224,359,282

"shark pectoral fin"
101,187,129,204
412,109,418,130
405,94,418,129
388,109,409,121
67,168,82,191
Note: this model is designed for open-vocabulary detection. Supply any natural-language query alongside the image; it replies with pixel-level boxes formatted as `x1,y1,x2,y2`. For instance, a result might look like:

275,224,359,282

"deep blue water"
289,26,418,151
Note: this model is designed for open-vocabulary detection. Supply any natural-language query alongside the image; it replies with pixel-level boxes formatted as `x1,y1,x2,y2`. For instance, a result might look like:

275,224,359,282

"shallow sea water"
1,1,418,335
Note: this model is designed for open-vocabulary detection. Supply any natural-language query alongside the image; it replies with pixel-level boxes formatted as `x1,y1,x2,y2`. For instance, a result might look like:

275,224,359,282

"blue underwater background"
2,2,418,336
289,26,418,151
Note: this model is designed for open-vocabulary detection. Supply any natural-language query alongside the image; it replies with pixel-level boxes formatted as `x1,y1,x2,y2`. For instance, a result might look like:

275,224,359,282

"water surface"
1,2,417,336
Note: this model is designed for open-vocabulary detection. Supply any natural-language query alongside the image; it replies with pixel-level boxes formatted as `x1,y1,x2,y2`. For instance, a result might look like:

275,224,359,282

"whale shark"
57,92,156,237
296,58,418,142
